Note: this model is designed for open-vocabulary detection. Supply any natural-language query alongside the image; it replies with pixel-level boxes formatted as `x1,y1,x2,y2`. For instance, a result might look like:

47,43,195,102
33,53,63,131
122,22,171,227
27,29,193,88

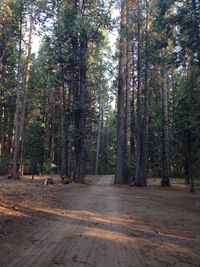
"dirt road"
0,175,200,267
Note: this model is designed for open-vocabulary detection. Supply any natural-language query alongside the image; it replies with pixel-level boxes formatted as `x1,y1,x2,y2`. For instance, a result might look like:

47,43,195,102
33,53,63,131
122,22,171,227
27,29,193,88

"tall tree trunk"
135,0,149,187
135,0,146,186
115,0,127,184
124,4,131,183
130,44,137,176
60,84,68,179
43,73,53,165
19,5,33,169
161,70,170,187
74,30,87,183
12,4,23,179
0,23,4,162
74,0,87,183
139,0,149,186
12,3,33,179
124,59,131,183
71,28,79,180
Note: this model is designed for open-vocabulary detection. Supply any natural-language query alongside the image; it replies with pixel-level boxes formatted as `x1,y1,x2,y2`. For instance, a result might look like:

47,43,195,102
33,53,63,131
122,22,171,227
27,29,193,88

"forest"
0,0,200,190
0,0,200,266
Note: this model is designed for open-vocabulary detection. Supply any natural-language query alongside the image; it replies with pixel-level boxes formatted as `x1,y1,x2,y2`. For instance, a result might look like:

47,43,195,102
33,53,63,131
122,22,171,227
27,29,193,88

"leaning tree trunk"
115,0,127,184
161,70,170,187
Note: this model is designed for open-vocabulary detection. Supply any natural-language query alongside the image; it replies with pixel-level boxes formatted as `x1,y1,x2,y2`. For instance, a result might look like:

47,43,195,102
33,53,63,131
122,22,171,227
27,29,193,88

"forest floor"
0,175,200,267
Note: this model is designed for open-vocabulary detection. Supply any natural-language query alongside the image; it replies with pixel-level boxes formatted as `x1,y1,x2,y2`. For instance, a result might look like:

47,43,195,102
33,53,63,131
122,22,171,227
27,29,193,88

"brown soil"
0,175,200,267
